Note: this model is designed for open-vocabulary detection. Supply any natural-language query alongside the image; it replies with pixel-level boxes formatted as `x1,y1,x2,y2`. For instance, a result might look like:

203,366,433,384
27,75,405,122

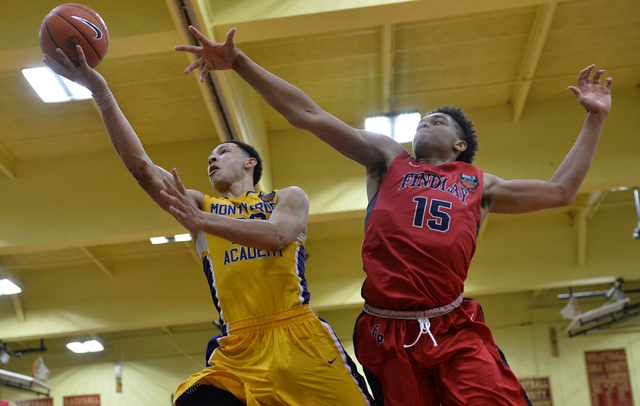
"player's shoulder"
272,186,307,199
272,186,308,206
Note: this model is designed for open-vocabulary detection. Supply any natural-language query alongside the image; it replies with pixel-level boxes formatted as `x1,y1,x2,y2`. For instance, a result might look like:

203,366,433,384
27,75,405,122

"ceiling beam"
12,295,25,324
0,143,16,180
164,0,235,144
512,2,557,122
170,0,276,191
80,247,114,278
213,0,571,43
0,31,183,72
381,24,395,113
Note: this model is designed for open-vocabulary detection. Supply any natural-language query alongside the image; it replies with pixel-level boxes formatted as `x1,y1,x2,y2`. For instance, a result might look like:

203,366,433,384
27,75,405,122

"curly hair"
426,106,479,164
220,140,263,186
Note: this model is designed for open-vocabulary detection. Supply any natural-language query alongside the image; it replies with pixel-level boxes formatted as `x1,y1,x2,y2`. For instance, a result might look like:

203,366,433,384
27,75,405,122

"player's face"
412,113,463,161
207,144,247,191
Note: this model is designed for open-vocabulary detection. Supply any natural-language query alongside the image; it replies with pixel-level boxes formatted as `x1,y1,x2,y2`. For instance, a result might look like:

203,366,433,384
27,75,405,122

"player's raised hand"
160,168,204,233
568,65,612,116
42,45,107,94
175,26,239,82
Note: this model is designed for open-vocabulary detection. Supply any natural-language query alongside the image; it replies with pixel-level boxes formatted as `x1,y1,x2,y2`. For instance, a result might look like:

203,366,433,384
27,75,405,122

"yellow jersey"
194,190,309,333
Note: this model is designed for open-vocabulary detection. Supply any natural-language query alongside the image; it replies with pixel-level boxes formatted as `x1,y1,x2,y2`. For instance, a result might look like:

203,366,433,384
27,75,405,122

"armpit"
481,194,495,210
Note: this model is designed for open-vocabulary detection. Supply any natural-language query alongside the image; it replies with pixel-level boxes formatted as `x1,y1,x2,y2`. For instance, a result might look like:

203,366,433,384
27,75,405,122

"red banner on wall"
63,394,100,406
16,399,53,406
586,349,634,406
520,377,552,405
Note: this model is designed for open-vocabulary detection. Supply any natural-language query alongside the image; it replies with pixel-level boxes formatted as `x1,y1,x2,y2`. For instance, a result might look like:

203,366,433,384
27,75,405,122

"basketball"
39,3,109,68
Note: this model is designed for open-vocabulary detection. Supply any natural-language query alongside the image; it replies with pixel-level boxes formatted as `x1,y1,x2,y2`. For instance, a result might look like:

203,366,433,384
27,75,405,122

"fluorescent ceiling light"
0,279,21,295
150,233,192,245
364,116,391,137
67,340,104,353
22,67,91,103
365,111,421,143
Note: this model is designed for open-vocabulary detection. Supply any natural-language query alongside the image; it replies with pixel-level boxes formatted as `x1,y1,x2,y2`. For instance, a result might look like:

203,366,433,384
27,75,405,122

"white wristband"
92,88,117,112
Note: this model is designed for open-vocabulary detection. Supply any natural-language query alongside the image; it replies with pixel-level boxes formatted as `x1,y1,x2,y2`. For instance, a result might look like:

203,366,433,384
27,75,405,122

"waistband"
363,294,464,319
226,304,315,335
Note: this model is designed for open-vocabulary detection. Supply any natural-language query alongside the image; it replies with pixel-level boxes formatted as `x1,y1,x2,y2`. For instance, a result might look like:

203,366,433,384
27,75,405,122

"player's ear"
245,157,257,169
454,140,467,153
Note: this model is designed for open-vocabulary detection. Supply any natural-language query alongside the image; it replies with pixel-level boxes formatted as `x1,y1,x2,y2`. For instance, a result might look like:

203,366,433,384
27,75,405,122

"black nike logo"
72,16,103,39
328,357,337,364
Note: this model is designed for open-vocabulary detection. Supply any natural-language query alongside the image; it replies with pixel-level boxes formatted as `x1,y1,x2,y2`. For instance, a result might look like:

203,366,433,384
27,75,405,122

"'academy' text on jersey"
209,201,276,216
397,172,478,205
223,245,284,265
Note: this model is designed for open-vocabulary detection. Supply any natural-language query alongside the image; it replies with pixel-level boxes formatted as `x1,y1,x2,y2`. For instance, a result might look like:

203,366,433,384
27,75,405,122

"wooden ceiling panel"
395,8,536,51
7,129,113,160
395,82,514,113
265,53,380,88
96,53,192,87
261,89,383,132
551,0,640,30
527,67,640,103
395,59,518,101
241,28,380,68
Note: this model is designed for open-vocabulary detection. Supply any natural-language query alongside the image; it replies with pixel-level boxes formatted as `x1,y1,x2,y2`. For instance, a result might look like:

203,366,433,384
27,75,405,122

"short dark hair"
220,140,263,186
427,106,478,164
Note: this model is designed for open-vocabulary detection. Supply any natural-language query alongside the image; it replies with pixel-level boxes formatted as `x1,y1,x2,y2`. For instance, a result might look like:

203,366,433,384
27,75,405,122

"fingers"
225,28,237,45
605,77,613,90
175,45,203,54
56,48,77,70
44,53,76,81
172,168,188,194
576,65,613,90
184,58,203,75
43,54,67,74
189,25,208,44
200,66,210,83
567,85,581,98
592,69,605,85
76,45,89,69
576,65,594,86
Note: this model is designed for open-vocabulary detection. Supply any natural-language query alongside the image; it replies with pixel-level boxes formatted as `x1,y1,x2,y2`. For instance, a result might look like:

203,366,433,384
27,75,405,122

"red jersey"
361,151,483,310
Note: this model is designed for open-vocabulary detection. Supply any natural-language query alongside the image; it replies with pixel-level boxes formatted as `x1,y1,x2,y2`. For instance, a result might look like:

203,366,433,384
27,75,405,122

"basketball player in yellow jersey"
44,47,374,406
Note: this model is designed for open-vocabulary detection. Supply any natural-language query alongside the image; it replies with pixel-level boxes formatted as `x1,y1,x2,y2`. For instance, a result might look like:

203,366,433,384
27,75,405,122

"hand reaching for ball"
43,46,108,94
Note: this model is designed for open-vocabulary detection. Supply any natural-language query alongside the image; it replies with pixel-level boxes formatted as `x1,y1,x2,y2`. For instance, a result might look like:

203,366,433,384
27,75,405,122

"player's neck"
218,179,255,198
415,154,456,166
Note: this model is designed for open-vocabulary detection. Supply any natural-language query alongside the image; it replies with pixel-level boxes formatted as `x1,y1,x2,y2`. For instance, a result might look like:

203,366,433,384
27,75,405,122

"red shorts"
354,299,528,406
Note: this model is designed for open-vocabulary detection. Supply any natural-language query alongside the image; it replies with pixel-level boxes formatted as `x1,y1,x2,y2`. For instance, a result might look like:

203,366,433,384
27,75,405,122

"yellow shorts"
173,305,372,406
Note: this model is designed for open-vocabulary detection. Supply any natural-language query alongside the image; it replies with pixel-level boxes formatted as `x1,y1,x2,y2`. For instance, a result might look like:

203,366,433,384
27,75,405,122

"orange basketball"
39,3,109,68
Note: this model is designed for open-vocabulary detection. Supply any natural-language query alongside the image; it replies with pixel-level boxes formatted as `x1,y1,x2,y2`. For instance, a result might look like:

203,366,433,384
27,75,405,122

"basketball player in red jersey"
175,27,612,406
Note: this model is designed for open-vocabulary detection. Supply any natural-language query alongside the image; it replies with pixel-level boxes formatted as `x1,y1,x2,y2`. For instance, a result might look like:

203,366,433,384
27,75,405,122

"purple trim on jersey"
318,317,374,405
202,255,227,336
205,334,222,367
296,245,311,304
364,190,379,229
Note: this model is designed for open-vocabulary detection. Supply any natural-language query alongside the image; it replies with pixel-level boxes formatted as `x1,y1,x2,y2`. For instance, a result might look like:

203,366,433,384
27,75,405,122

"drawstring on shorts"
403,317,438,348
363,294,464,349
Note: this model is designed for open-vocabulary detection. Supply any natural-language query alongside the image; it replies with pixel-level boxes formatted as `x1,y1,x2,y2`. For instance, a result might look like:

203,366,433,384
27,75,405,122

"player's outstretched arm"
484,65,612,214
175,26,403,170
161,169,308,251
43,46,203,212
